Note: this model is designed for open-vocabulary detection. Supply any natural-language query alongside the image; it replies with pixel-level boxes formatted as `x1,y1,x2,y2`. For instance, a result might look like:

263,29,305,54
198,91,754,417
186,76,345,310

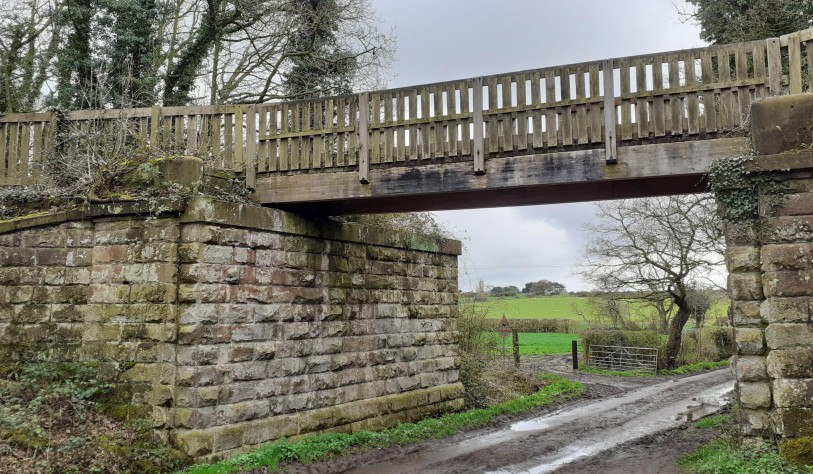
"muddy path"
285,364,733,474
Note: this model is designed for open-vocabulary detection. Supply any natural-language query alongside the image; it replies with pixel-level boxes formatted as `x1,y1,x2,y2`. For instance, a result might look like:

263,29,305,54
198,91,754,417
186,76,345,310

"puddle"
489,383,733,474
511,372,724,432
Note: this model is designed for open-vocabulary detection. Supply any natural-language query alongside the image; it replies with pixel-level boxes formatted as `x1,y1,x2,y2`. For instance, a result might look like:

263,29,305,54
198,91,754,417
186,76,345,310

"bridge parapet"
1,29,812,191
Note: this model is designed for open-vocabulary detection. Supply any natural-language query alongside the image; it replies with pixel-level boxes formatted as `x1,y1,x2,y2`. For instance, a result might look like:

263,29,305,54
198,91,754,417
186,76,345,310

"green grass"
499,332,581,355
580,359,729,377
469,295,590,320
680,439,811,473
179,375,583,474
694,414,728,429
465,295,730,330
665,360,730,375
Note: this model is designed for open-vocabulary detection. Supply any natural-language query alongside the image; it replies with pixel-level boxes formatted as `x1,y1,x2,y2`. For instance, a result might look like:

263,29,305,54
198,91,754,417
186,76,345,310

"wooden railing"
1,28,812,187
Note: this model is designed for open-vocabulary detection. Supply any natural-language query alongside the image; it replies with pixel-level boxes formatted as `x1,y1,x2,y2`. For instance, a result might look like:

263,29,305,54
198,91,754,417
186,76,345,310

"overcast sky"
369,0,705,292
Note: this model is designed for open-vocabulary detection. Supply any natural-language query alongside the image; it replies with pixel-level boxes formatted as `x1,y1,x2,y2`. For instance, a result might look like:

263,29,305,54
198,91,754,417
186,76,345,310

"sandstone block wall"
0,215,179,421
728,185,813,456
0,199,464,460
726,94,813,465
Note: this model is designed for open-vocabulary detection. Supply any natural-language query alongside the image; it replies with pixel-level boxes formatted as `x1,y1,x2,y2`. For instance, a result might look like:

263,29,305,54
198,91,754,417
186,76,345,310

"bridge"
0,29,811,213
1,28,813,463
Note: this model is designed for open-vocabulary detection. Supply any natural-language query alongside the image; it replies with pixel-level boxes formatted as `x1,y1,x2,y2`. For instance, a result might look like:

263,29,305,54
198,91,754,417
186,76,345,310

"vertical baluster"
516,74,528,150
560,69,573,146
531,71,544,148
383,92,393,163
409,90,418,161
446,84,458,156
370,93,381,164
686,54,700,135
602,59,617,164
588,64,602,143
545,70,557,148
635,59,648,139
574,67,588,145
700,51,716,134
358,93,369,183
487,77,499,154
396,91,406,161
718,49,734,130
460,81,471,156
223,112,234,170
668,55,683,135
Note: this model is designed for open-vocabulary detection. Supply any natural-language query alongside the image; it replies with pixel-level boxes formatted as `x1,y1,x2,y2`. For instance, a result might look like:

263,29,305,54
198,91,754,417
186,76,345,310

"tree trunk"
663,303,691,369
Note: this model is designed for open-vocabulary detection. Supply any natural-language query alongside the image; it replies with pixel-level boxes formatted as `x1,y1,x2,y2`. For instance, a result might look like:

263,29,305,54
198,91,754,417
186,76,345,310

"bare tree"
0,0,58,112
0,0,394,111
577,195,725,368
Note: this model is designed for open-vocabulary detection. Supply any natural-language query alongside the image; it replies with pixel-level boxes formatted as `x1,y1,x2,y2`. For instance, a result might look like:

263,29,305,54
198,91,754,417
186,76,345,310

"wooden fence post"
358,93,369,184
472,77,485,174
512,329,520,367
602,59,618,164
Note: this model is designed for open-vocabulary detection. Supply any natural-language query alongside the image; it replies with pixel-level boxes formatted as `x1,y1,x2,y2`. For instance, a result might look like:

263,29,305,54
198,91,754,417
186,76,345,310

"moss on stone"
780,437,813,467
0,210,52,224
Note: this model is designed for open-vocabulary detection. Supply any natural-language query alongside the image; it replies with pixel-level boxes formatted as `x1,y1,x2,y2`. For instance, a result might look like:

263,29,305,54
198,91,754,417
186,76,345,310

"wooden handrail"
1,28,812,187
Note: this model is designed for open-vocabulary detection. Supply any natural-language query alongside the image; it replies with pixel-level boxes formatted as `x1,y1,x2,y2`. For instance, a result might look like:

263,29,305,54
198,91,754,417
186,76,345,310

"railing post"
472,77,485,175
766,37,782,95
150,106,161,148
358,92,369,184
245,105,257,190
602,59,617,165
788,33,803,94
234,105,244,173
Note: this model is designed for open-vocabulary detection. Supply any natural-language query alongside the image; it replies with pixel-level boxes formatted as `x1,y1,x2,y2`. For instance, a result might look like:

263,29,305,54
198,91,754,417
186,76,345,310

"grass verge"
580,360,729,377
181,374,583,474
693,414,728,429
679,439,812,473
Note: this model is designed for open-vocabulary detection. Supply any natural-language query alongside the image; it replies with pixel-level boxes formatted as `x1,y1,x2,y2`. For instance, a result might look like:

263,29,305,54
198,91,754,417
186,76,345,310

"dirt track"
284,360,733,474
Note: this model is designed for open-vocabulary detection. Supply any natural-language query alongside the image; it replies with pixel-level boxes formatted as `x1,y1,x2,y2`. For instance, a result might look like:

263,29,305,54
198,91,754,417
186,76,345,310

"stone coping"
0,197,461,255
181,197,461,255
0,199,186,235
750,149,813,172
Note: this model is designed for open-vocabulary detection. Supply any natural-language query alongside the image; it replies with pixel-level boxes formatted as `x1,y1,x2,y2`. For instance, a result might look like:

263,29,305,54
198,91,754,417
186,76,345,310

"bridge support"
0,197,463,461
725,94,813,465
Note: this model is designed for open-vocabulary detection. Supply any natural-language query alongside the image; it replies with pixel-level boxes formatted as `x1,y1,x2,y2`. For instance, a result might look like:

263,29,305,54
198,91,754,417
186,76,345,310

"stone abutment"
0,198,463,460
727,94,813,465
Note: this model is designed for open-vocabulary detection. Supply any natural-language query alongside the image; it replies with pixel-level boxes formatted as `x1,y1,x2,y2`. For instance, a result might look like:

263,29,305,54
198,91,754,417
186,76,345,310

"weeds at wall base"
0,362,187,473
680,439,813,474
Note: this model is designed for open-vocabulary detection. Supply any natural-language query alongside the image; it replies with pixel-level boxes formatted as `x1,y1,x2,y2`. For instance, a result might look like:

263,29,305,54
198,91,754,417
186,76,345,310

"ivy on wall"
707,153,788,223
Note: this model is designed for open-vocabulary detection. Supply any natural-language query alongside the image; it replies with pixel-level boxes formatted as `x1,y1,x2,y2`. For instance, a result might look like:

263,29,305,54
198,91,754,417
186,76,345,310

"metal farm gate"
587,344,659,373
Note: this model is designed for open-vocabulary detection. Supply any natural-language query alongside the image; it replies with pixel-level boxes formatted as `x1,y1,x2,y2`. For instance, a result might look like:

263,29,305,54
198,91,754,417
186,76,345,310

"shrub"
484,318,571,334
712,327,735,360
678,328,731,365
457,301,499,408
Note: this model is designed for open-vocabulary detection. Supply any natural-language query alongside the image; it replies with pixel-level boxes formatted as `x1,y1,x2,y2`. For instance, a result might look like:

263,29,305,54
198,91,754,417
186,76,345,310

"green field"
508,332,582,355
465,295,730,330
493,332,581,355
469,295,589,319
